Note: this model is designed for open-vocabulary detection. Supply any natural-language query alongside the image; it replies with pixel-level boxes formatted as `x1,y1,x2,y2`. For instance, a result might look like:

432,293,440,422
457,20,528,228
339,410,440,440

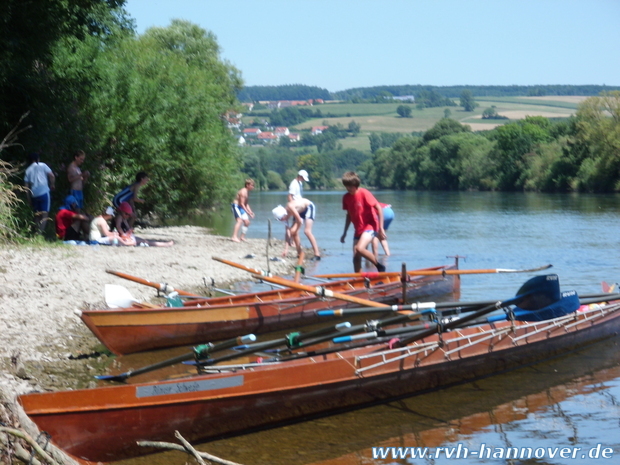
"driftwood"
0,396,79,465
138,430,244,465
0,426,62,465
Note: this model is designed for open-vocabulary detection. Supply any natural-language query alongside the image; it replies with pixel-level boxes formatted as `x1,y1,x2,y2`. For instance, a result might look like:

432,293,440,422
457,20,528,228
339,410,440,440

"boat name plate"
136,375,244,398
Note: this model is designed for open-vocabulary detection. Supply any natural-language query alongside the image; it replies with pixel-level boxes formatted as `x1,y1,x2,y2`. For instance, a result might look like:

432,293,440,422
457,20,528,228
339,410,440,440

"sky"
124,0,620,93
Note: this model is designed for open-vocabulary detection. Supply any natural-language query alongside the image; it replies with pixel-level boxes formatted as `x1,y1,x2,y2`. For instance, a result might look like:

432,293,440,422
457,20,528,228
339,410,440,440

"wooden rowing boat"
81,263,460,355
19,298,620,463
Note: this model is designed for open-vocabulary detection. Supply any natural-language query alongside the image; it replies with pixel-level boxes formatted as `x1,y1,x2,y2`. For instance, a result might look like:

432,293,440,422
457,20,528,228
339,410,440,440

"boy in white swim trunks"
231,179,255,242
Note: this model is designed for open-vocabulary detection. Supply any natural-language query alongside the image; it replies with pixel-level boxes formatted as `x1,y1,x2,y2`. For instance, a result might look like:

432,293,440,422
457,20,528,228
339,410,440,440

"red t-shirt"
342,187,380,237
55,209,76,239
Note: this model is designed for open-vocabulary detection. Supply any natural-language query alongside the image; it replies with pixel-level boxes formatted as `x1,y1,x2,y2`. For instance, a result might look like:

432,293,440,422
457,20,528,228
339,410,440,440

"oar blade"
104,284,139,308
513,274,561,310
95,373,130,382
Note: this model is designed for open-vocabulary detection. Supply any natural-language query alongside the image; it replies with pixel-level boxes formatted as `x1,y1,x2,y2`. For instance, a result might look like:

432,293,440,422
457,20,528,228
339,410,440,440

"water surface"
120,191,620,464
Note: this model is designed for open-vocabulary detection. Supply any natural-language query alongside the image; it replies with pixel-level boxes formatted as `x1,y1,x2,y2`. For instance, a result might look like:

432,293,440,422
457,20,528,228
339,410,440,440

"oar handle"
96,334,257,382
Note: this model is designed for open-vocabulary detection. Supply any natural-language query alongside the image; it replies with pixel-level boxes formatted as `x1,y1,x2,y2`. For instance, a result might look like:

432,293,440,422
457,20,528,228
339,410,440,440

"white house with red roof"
274,127,290,138
258,132,277,143
243,128,262,137
311,126,329,135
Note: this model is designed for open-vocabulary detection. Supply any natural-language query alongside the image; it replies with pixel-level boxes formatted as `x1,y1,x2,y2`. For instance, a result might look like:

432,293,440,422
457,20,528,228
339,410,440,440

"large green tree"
80,20,243,218
0,0,128,135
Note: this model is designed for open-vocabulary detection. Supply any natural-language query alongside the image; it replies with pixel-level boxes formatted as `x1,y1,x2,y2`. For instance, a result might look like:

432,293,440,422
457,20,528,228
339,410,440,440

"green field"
292,97,581,136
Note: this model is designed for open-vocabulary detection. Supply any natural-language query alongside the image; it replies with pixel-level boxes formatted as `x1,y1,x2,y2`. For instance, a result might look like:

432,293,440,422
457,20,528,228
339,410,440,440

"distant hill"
334,84,620,100
238,84,620,102
237,84,331,102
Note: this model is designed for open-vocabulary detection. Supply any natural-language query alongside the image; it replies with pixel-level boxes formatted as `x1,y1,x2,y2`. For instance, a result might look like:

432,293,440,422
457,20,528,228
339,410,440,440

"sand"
0,226,294,402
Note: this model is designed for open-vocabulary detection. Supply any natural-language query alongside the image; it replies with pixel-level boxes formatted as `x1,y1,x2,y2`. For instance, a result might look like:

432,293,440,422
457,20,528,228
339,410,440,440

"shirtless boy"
231,179,255,242
67,150,90,210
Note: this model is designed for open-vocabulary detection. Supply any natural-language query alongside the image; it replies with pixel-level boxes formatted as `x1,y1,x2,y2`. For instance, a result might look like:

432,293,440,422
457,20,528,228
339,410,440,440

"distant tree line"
239,84,620,108
238,85,331,102
334,85,620,100
363,92,620,193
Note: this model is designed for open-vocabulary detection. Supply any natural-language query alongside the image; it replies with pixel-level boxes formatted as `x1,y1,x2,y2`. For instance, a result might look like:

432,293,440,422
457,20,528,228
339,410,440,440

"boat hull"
19,303,620,463
82,265,460,354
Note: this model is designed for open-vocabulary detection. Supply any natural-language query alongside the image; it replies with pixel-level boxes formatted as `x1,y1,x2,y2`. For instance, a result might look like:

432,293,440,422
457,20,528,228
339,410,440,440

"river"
120,190,620,465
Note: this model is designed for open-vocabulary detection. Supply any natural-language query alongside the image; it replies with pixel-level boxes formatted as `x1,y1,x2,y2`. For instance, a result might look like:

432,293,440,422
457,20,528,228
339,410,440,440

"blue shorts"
231,203,249,220
383,206,394,230
113,186,133,207
70,190,84,209
300,201,316,221
31,192,51,213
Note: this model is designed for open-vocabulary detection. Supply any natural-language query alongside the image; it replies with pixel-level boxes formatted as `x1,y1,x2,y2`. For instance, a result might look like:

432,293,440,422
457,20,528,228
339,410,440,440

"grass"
240,96,586,138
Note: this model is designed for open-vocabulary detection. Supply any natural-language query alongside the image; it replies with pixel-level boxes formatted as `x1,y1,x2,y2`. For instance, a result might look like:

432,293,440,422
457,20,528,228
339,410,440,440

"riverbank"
0,226,296,462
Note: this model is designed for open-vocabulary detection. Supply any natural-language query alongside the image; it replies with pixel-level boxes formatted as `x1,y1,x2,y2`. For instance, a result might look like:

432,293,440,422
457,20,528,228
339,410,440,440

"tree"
348,120,361,136
397,105,413,118
0,0,129,135
572,91,620,191
423,118,470,143
488,117,553,190
460,89,477,112
77,20,244,218
297,153,333,189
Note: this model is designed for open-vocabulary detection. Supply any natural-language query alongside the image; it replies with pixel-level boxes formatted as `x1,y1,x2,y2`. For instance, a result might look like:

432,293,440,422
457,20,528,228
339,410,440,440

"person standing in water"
231,179,255,242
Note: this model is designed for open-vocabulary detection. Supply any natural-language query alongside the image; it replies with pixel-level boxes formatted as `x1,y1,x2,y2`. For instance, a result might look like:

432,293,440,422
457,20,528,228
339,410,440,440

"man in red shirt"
340,171,386,272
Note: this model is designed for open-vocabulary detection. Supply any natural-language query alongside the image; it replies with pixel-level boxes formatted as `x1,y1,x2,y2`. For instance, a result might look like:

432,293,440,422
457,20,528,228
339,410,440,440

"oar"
195,321,357,367
251,273,391,308
317,300,487,318
396,273,561,347
95,334,256,382
197,304,438,367
317,290,620,318
105,284,141,308
212,257,272,276
106,270,199,297
313,264,553,280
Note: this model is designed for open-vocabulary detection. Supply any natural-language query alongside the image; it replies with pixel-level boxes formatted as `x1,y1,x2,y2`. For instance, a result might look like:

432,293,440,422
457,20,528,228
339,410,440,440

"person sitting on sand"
55,195,90,241
113,202,174,247
89,206,133,245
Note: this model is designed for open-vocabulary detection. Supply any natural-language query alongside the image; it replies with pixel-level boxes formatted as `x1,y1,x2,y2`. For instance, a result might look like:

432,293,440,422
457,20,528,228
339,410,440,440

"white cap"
105,206,115,216
298,169,309,182
272,205,287,221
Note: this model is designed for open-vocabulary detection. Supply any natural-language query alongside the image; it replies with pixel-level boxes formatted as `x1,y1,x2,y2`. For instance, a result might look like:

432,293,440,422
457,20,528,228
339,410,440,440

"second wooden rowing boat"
81,263,460,355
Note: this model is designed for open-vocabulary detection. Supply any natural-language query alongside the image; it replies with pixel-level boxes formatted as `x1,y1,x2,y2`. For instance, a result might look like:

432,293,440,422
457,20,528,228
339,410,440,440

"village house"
311,126,329,135
242,128,262,137
274,127,290,138
257,131,277,144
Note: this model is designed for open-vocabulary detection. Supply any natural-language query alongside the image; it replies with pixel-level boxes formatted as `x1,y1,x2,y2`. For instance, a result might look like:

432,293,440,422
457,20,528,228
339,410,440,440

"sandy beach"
0,226,296,463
